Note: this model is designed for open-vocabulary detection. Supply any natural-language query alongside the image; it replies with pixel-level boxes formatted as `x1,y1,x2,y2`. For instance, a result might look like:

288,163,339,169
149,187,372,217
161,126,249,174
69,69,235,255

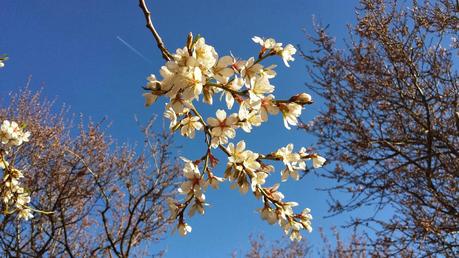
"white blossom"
193,38,218,70
178,158,207,200
248,74,275,100
312,155,326,168
251,172,268,192
260,95,279,121
280,103,302,130
279,44,296,67
164,107,178,129
180,116,203,139
223,77,244,109
181,67,205,101
227,140,247,168
240,57,264,86
275,144,305,181
213,56,234,83
207,109,238,148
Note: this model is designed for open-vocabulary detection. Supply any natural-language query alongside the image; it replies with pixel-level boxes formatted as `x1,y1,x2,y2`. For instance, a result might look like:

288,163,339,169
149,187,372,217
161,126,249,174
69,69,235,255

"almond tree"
301,0,458,256
0,87,179,257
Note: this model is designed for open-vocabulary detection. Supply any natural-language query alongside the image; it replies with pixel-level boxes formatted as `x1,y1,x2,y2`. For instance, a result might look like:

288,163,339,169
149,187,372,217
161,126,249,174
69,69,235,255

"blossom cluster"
143,34,325,241
0,120,33,220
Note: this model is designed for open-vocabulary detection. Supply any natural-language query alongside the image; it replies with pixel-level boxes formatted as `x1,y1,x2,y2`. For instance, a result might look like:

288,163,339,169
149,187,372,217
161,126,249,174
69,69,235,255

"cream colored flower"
279,103,302,130
279,44,296,67
193,38,218,69
173,46,197,67
189,197,209,217
250,172,268,192
227,141,247,166
259,206,278,224
168,94,191,115
182,67,205,101
224,77,244,109
240,57,263,86
260,95,279,121
248,74,275,100
143,74,162,106
239,110,262,133
143,93,158,107
275,144,305,181
164,107,177,129
242,150,261,173
180,116,203,139
213,56,234,83
312,155,326,168
207,109,238,148
178,158,207,200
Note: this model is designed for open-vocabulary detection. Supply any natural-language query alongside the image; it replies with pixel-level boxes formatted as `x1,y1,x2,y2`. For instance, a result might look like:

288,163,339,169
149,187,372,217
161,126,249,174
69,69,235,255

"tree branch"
138,0,173,61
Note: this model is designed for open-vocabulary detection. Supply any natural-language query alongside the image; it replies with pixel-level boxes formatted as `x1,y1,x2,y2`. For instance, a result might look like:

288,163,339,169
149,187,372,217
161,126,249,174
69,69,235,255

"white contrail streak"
116,36,152,64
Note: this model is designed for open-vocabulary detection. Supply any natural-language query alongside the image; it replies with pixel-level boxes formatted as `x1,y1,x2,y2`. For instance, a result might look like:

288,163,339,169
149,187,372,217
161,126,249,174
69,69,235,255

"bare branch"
138,0,173,61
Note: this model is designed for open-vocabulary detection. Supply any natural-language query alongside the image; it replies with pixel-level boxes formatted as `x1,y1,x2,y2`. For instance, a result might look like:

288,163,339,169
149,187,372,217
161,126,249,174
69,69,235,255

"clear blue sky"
0,1,363,257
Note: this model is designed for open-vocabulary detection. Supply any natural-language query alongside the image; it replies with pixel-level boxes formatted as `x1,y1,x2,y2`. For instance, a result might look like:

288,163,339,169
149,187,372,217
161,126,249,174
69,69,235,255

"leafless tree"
301,0,458,256
236,234,312,258
0,86,180,257
236,228,414,258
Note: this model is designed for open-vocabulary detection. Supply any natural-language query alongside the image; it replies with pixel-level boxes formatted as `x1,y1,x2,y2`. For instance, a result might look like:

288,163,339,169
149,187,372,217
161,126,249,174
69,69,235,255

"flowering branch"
0,120,47,220
138,4,326,241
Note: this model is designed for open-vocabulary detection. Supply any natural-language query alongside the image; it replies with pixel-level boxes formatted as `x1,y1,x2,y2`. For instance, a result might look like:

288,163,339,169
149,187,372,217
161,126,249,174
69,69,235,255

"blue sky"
0,0,363,257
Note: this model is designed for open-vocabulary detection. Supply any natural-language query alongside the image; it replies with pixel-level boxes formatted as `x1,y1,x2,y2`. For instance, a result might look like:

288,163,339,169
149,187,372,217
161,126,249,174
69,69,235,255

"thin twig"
138,0,173,61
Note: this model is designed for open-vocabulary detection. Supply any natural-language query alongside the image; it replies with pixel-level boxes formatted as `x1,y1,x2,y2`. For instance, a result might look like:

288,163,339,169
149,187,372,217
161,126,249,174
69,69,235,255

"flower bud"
290,93,313,105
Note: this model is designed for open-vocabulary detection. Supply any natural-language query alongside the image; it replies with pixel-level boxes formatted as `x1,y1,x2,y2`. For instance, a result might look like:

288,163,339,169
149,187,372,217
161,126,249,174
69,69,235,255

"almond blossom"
180,116,203,139
312,155,327,168
193,37,218,69
213,56,234,83
279,102,302,130
259,95,279,122
275,144,305,181
278,44,296,67
178,158,207,200
248,74,275,100
223,77,244,109
207,109,238,148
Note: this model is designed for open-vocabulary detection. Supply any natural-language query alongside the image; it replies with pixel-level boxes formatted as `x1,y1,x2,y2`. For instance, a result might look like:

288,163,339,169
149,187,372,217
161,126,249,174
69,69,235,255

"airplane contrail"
116,36,152,64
